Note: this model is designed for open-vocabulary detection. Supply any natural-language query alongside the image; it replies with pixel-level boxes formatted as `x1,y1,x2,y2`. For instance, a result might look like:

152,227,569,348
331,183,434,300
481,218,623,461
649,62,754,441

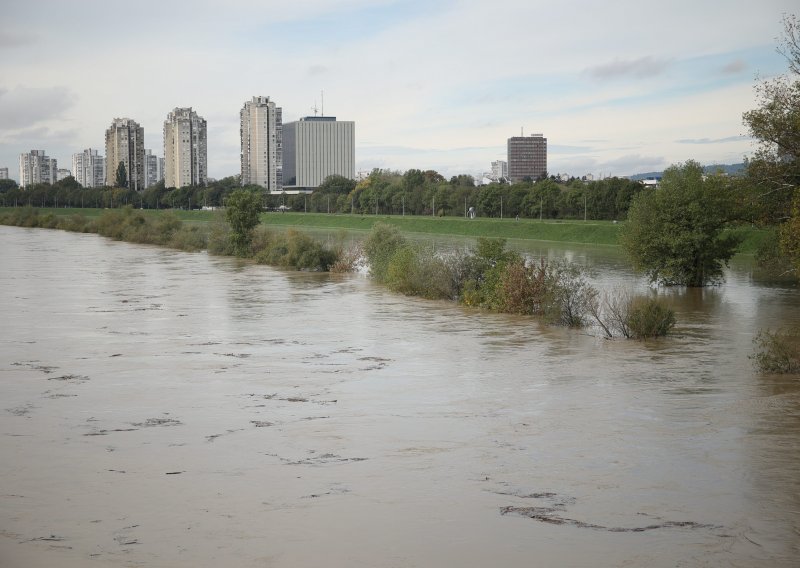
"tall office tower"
163,107,207,188
19,150,57,187
491,160,508,181
105,118,145,190
0,167,8,180
282,116,355,190
507,133,547,182
143,149,165,188
72,148,106,188
240,96,282,191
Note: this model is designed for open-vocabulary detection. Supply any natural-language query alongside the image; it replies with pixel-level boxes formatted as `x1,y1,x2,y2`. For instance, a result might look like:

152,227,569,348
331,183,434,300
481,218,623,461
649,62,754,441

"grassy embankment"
0,207,768,254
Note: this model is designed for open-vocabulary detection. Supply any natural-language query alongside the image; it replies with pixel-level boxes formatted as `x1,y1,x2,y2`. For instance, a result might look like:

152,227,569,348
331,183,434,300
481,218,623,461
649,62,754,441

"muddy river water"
1,225,799,567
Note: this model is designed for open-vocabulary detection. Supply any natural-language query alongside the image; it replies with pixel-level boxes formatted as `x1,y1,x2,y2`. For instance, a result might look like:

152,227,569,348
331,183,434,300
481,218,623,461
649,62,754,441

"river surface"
1,225,799,567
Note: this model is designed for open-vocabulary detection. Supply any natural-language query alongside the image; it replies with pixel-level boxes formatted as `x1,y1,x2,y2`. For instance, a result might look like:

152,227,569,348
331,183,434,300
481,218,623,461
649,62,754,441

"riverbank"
0,207,769,253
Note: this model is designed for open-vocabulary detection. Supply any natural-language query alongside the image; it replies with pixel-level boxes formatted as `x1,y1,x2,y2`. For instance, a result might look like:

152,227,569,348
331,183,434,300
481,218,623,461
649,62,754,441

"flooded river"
1,225,799,567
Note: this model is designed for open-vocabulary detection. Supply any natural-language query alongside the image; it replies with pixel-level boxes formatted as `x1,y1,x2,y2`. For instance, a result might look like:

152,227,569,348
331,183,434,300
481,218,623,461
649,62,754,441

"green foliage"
621,161,742,286
115,161,128,189
590,290,676,339
742,14,800,277
253,228,338,271
225,189,262,257
384,244,454,299
207,211,234,255
751,326,800,373
626,298,677,339
363,222,407,282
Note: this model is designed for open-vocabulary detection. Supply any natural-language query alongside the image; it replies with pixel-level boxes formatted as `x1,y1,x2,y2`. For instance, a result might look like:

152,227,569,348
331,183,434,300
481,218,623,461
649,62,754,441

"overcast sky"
1,0,796,182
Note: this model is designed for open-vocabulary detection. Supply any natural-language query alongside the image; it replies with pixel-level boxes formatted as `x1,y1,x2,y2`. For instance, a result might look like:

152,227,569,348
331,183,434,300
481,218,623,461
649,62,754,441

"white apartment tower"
164,107,207,188
105,118,145,190
491,160,508,181
282,116,355,190
143,149,165,189
19,150,57,187
240,96,282,191
72,148,106,188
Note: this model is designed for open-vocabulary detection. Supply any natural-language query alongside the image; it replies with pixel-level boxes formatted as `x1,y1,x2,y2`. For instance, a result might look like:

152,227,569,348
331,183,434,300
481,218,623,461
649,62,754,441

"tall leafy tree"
225,189,262,256
115,161,128,189
743,14,800,275
621,161,742,287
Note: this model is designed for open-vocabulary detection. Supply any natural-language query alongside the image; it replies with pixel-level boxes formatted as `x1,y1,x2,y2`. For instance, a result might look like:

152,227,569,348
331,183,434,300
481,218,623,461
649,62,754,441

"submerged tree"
621,161,741,286
225,189,262,257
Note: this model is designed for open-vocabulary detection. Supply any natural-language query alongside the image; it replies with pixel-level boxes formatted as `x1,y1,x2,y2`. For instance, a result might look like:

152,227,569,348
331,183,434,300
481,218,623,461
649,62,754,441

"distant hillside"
629,163,745,180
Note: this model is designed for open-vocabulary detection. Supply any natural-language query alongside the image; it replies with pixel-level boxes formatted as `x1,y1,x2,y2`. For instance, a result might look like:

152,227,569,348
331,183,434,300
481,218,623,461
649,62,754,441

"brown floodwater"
1,225,799,567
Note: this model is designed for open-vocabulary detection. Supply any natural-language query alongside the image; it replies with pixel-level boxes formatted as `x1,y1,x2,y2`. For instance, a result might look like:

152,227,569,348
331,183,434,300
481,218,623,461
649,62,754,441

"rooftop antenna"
311,101,319,116
321,90,324,117
521,126,524,137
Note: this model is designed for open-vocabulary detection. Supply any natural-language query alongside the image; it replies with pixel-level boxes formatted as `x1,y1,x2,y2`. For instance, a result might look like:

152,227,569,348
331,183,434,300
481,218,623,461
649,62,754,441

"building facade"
490,160,508,181
507,133,547,182
240,96,282,191
105,118,145,190
143,149,165,189
19,150,57,187
72,148,106,188
0,167,8,180
281,116,355,191
163,107,207,188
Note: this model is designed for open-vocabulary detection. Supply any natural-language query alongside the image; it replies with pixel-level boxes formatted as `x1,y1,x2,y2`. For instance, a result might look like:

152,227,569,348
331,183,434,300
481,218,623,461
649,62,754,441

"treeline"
286,170,647,220
0,170,646,221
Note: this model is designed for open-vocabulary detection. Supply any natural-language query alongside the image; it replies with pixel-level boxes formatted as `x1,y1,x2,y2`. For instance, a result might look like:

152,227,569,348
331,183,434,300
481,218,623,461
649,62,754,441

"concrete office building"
282,116,355,192
507,133,547,182
240,96,282,191
143,149,165,189
72,148,106,188
19,150,57,187
57,168,72,182
105,118,145,190
164,107,207,188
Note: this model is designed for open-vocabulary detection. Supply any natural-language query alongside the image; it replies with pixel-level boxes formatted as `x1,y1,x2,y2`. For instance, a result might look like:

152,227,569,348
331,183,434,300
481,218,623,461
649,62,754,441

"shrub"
546,261,598,327
363,222,407,282
56,214,92,232
207,211,233,256
626,297,676,338
752,326,800,373
254,229,338,271
168,226,207,252
384,244,454,299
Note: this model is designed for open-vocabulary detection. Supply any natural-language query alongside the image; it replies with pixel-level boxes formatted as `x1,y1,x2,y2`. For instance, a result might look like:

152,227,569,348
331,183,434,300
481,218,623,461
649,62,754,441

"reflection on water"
0,225,798,567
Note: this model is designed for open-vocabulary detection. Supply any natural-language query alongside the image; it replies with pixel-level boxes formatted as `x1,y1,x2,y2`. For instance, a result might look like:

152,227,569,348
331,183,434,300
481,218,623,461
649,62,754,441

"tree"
621,161,742,287
115,161,128,189
742,14,800,274
225,189,262,256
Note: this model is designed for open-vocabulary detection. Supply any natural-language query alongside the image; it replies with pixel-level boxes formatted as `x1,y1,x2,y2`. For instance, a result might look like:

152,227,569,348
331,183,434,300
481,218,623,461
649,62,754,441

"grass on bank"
0,206,770,253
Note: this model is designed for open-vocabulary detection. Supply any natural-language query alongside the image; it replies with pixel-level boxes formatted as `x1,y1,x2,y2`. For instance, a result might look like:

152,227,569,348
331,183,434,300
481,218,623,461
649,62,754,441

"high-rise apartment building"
0,167,8,180
491,160,508,181
163,107,207,188
143,149,165,189
105,118,145,190
72,148,106,188
507,133,547,182
19,150,57,187
282,116,355,191
240,96,282,191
